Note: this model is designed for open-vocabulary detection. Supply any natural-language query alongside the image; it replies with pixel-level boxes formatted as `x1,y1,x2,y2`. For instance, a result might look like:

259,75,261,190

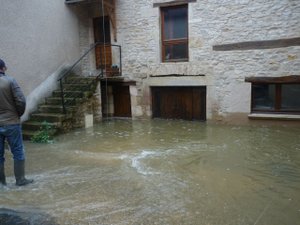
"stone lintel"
153,0,197,8
213,37,300,51
150,74,205,77
245,75,300,84
65,0,95,4
100,78,136,86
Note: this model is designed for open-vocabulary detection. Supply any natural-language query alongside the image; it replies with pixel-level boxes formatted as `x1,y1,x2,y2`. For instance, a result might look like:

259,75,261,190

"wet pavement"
1,119,300,225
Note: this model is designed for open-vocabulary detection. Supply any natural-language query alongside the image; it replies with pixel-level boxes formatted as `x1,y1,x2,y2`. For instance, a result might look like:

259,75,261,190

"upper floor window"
161,5,188,62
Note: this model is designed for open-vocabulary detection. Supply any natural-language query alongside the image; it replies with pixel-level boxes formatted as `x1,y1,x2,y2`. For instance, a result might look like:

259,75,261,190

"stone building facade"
111,0,300,122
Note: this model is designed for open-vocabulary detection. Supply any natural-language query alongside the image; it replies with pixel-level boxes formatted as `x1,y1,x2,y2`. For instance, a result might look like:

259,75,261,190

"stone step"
64,76,96,84
38,105,64,114
22,121,59,131
45,97,83,106
22,75,98,140
61,83,91,91
38,104,76,114
23,130,39,140
30,113,70,123
22,128,58,141
52,90,85,98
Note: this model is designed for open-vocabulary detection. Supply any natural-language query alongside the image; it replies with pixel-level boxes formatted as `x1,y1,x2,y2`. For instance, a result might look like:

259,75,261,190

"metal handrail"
58,42,122,114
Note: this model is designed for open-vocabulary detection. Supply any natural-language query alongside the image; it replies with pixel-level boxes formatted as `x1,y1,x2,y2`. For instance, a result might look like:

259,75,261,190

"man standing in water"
0,59,33,186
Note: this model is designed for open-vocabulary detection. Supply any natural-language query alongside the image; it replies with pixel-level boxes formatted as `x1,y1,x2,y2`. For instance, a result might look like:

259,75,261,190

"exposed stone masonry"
77,0,300,121
112,0,300,120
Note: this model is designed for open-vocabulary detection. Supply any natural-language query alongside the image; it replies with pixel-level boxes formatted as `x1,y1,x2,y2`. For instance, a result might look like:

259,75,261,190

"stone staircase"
22,75,98,140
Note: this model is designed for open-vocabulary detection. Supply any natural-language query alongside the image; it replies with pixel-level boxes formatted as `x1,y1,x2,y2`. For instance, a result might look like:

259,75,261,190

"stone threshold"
248,113,300,120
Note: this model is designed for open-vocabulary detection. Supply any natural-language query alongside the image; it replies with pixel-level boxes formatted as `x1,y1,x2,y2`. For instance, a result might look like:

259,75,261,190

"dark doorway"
151,86,206,120
113,86,132,117
93,16,112,69
101,83,132,118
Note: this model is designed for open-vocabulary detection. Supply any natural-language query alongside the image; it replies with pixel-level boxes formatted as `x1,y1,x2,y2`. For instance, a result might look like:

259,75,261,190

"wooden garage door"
151,86,206,121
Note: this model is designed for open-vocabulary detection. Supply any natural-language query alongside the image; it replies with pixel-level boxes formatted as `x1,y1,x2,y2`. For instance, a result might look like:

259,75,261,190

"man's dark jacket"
0,72,26,125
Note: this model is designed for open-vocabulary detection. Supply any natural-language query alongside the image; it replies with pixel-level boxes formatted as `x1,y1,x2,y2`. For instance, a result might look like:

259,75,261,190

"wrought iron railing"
57,42,122,114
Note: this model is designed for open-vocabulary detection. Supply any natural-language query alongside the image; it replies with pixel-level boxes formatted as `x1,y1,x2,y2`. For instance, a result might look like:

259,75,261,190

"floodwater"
1,119,300,225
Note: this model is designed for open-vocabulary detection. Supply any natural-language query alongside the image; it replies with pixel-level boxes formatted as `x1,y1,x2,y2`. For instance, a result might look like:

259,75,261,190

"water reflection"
0,119,299,225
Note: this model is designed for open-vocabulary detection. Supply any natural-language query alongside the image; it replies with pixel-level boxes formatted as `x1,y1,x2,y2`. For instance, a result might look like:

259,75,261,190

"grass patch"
31,121,54,143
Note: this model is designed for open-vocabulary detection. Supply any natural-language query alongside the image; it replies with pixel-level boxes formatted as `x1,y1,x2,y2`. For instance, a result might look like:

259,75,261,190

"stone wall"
114,0,300,121
60,82,102,132
70,83,102,129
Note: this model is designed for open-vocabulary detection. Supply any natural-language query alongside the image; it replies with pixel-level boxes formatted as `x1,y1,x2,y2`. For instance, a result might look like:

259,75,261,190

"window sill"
248,113,300,120
162,59,189,63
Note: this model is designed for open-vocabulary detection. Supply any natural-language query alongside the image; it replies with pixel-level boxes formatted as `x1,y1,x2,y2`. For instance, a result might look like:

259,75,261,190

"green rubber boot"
0,163,6,185
14,160,33,186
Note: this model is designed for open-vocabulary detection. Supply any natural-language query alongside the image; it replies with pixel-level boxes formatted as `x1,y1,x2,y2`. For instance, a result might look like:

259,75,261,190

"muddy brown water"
0,119,300,225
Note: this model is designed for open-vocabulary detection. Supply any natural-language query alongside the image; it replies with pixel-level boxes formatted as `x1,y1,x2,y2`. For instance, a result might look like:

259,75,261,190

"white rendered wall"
0,0,81,115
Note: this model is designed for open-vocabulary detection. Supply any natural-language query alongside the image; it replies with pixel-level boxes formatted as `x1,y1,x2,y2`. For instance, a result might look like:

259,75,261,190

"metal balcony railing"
57,42,122,114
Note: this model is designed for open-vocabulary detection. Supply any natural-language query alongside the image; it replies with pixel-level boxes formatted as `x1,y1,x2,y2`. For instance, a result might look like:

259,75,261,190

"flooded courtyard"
1,119,300,225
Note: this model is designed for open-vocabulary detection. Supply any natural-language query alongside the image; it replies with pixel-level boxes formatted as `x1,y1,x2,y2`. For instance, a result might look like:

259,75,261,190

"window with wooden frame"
161,4,188,62
251,83,300,113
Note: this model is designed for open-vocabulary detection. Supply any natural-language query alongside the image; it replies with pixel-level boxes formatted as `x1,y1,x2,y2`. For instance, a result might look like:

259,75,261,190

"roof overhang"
65,0,117,41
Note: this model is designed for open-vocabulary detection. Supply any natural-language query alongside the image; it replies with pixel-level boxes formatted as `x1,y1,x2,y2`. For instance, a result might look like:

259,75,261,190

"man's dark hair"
0,59,6,70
